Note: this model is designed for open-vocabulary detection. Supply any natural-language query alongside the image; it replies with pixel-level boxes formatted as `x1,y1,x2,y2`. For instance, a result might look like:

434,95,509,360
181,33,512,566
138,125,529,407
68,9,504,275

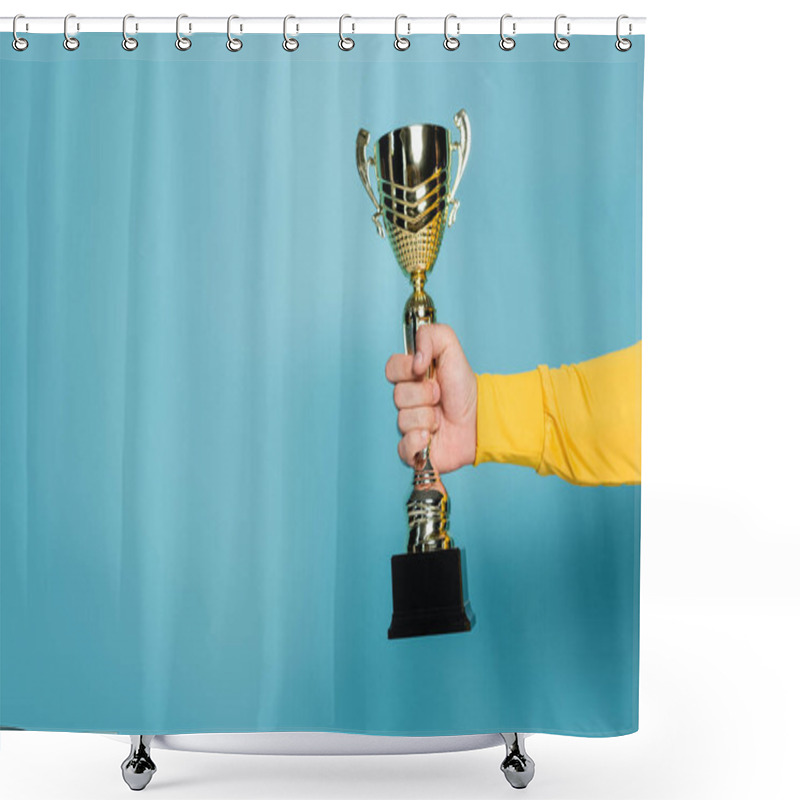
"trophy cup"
356,109,476,639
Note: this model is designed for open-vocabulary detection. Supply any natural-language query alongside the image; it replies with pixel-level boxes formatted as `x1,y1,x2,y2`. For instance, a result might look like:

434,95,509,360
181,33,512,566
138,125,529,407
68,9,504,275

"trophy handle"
447,109,471,227
356,129,386,238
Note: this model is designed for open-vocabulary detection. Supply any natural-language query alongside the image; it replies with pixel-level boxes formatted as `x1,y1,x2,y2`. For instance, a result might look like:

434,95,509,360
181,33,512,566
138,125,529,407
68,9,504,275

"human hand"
384,323,477,474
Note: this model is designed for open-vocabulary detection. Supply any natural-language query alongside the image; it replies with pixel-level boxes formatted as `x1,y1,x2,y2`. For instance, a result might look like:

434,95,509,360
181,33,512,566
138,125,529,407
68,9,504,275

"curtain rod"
1,16,645,36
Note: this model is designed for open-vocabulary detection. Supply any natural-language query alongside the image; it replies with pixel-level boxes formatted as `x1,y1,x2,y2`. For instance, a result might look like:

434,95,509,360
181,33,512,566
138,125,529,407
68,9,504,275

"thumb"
412,323,456,377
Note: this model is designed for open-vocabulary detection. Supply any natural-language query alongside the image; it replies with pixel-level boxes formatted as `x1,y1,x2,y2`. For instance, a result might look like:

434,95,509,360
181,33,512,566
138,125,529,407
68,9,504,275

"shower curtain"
0,31,643,736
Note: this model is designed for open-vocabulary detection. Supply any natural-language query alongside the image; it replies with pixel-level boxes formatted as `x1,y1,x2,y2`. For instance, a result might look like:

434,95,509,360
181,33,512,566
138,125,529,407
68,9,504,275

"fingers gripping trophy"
356,109,476,639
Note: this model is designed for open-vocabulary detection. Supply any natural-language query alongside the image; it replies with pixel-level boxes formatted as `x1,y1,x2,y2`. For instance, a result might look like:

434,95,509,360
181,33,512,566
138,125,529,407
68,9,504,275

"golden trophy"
356,109,475,639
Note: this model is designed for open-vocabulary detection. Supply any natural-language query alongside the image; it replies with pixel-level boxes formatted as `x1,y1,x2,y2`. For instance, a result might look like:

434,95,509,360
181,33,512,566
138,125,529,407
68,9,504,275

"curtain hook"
554,14,570,51
615,14,632,51
227,15,243,51
339,14,355,50
499,14,516,51
176,14,192,50
63,13,80,51
394,14,410,51
283,15,299,51
443,13,460,51
12,14,29,51
122,14,138,51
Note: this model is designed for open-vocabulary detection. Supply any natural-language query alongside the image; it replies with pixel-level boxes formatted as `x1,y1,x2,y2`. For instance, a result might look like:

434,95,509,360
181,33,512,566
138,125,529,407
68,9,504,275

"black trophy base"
388,547,475,639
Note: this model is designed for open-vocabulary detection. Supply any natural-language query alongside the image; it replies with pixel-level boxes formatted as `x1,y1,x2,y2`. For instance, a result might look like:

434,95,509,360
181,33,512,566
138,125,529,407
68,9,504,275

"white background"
1,1,798,798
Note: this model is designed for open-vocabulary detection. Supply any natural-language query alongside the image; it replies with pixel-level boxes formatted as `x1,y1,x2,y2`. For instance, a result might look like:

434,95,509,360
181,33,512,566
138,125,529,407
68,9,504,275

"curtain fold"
1,32,643,736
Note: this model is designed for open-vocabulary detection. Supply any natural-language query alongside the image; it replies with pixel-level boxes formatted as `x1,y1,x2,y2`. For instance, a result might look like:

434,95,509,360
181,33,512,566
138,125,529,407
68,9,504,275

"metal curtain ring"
283,15,299,51
394,15,410,50
12,14,28,51
227,15,243,51
176,14,191,50
339,14,354,50
443,13,460,51
122,14,138,51
616,14,632,51
499,14,515,51
554,14,570,51
63,13,80,51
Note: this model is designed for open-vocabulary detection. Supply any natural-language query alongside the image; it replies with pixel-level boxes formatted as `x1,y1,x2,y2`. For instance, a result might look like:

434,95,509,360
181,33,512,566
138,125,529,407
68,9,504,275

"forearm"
473,341,641,486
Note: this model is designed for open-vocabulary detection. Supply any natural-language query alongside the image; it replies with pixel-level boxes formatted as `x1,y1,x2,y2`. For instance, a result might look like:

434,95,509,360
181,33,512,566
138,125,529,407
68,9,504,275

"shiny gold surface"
376,124,449,280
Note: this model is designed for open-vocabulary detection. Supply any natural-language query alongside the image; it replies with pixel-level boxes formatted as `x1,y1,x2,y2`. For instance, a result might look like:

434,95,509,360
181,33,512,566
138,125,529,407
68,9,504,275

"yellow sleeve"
472,340,641,486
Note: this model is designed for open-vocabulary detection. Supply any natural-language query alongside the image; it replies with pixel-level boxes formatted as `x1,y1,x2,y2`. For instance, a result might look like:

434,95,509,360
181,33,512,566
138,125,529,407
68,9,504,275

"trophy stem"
403,273,452,554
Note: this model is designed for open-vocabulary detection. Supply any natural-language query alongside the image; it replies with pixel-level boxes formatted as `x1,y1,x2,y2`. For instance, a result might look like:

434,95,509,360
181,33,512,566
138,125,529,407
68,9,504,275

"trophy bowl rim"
376,122,449,149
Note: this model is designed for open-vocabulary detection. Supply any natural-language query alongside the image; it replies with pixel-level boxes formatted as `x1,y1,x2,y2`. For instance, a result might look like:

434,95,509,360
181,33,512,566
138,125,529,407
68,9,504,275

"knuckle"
427,380,437,404
438,323,454,347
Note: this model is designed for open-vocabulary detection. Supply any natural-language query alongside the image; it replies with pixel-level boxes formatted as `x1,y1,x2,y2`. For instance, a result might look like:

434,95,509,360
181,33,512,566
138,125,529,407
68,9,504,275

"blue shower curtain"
1,32,643,736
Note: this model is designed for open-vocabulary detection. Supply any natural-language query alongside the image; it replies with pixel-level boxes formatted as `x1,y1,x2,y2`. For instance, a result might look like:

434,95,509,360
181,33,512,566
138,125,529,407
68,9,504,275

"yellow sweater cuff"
473,370,545,469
